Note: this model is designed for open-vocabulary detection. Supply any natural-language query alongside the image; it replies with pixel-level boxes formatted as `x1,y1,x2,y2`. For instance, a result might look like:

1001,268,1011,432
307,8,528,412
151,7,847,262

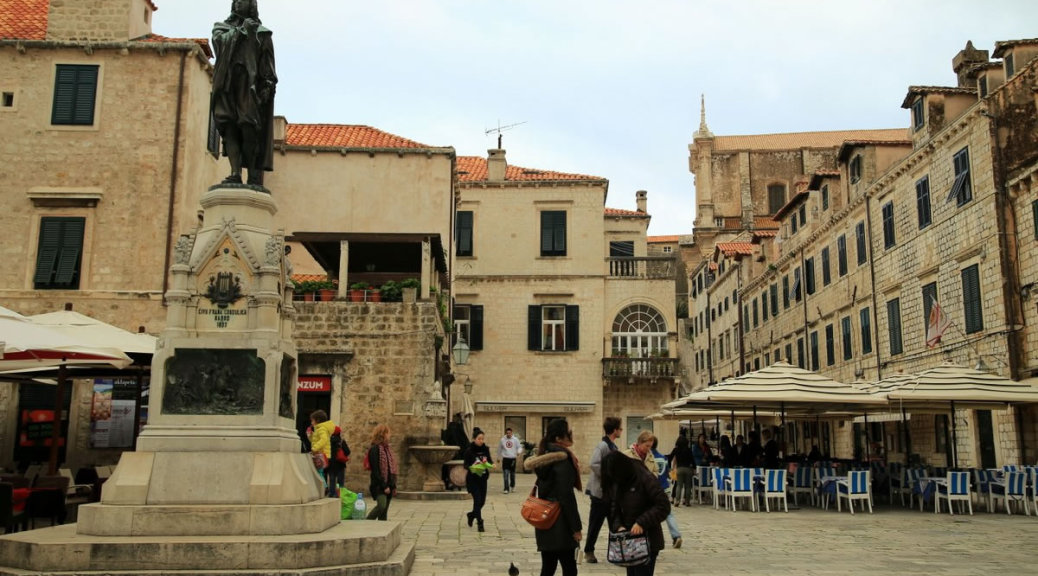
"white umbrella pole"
48,364,67,475
902,403,912,468
950,400,959,469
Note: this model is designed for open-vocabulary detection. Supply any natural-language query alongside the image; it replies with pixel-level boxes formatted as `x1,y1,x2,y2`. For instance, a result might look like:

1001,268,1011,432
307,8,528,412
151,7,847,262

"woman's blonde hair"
636,430,655,445
370,423,390,445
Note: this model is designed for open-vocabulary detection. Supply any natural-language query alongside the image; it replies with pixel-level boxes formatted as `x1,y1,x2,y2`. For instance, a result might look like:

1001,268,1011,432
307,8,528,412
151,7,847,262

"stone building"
454,151,678,457
685,39,1038,467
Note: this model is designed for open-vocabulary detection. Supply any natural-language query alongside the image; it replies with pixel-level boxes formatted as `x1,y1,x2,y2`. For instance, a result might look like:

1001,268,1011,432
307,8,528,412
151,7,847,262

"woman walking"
365,424,397,520
463,428,493,532
307,410,335,490
667,436,695,507
524,418,583,576
602,450,670,576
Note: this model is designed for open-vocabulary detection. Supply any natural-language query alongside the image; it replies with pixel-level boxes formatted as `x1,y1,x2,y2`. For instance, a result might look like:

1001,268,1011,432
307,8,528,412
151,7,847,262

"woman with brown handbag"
523,418,583,576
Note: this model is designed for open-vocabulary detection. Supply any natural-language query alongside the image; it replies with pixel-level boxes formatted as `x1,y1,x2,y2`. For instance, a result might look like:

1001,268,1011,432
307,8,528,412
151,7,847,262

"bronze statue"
211,0,277,188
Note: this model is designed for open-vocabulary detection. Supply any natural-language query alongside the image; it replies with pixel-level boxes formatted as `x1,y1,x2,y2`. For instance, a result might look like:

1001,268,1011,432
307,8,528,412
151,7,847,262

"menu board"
90,378,145,448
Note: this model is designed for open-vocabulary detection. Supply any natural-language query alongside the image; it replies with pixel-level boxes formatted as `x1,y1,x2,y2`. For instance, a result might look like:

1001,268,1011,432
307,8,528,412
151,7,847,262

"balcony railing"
602,357,678,380
607,257,675,280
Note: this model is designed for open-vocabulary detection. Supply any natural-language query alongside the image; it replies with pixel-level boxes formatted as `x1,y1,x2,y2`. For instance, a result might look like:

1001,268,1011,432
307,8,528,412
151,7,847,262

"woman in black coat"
523,418,583,576
462,428,492,532
602,450,671,576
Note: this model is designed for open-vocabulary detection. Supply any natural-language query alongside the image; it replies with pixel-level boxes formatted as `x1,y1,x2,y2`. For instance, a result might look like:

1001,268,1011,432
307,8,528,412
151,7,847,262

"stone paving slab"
384,473,1038,575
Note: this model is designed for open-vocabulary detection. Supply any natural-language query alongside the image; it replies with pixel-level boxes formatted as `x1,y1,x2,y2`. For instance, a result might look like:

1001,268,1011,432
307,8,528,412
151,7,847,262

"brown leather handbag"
520,484,560,530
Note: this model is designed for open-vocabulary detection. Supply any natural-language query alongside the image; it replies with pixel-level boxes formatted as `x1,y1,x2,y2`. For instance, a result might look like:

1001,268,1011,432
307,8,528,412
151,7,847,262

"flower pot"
349,289,365,302
368,290,382,302
303,292,316,302
319,289,336,302
402,287,417,303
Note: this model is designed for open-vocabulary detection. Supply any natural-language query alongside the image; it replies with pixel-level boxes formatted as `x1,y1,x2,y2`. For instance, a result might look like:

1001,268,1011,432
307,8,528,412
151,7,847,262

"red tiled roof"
456,156,605,183
291,274,332,284
716,242,755,256
605,207,647,217
0,0,47,40
136,33,213,58
285,124,431,149
648,235,680,243
754,217,779,229
712,128,910,152
752,230,778,239
814,169,840,177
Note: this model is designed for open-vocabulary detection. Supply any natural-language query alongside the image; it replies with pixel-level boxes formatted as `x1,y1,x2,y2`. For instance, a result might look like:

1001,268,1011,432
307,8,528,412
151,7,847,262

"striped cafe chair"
762,469,788,512
972,468,996,506
935,471,972,515
790,465,814,507
887,462,904,505
836,470,872,514
1025,466,1038,513
711,467,729,510
694,465,714,505
906,467,927,509
990,471,1030,515
727,468,756,512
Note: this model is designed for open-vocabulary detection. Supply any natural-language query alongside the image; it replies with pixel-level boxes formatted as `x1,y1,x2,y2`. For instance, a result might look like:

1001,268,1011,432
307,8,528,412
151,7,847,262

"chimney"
273,116,287,144
952,41,990,88
636,190,648,213
487,149,507,182
47,0,155,43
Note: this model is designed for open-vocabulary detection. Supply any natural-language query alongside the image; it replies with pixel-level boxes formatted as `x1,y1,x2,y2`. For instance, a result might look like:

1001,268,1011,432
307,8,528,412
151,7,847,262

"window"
769,284,778,317
962,264,984,334
881,202,896,248
782,275,790,309
805,257,816,295
52,64,99,125
791,213,799,235
785,343,793,364
791,267,802,302
855,221,867,265
1,92,12,107
837,235,848,276
752,299,759,328
764,352,770,365
1033,200,1038,239
821,248,831,286
456,211,473,257
850,155,862,184
34,217,85,289
453,304,484,350
662,246,673,254
743,305,750,332
860,307,873,354
979,75,988,98
796,338,805,369
540,211,566,256
799,205,807,228
886,298,903,356
609,241,635,276
761,292,768,320
528,305,579,351
825,324,835,366
611,304,669,358
1005,52,1015,77
911,97,924,131
922,282,937,335
810,331,819,371
916,176,932,229
821,185,830,211
768,184,786,214
948,147,972,206
841,316,853,360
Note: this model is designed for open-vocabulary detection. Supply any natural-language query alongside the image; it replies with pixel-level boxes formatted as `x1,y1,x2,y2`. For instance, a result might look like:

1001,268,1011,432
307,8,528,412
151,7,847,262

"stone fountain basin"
408,445,460,464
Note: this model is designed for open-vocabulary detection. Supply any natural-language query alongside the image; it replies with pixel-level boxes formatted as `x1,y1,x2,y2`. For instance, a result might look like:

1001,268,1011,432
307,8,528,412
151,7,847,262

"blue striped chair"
971,468,995,506
727,468,757,512
790,465,814,506
836,470,872,514
935,471,972,515
694,465,714,505
711,467,729,510
906,468,927,508
762,469,788,512
1002,464,1019,474
990,471,1030,515
1025,466,1038,512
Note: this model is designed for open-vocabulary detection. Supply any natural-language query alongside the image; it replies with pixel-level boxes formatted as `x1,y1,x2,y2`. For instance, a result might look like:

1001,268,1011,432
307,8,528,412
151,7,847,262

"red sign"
297,375,332,393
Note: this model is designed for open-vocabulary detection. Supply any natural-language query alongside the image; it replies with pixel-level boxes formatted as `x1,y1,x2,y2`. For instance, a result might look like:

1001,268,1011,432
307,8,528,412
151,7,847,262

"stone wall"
47,0,152,43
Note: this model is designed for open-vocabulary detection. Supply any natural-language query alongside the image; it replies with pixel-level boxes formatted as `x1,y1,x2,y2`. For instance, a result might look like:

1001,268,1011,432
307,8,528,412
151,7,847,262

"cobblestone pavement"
388,473,1038,575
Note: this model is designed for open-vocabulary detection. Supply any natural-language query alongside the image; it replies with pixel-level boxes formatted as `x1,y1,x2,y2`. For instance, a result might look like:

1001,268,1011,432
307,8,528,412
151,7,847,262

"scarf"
378,442,397,481
631,442,649,461
550,443,583,492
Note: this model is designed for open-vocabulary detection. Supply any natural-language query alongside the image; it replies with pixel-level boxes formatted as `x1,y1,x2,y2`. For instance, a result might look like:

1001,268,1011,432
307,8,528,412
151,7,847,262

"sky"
156,1,1038,237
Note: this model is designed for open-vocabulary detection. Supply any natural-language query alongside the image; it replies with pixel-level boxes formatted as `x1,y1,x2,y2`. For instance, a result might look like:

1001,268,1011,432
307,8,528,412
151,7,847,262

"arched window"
768,183,787,214
611,304,668,357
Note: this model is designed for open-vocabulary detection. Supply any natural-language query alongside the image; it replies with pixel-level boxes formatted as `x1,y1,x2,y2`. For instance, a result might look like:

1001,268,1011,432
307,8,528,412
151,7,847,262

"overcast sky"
157,1,1038,236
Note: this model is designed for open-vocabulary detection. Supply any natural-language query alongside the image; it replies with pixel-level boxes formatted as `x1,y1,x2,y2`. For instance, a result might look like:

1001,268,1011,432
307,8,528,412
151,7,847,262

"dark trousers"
367,492,392,520
540,549,578,576
469,475,488,520
584,495,607,554
325,464,345,497
502,457,517,490
625,553,658,576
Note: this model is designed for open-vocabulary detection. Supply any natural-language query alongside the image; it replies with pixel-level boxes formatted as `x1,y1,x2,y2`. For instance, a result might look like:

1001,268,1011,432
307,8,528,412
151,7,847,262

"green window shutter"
962,265,983,334
456,211,473,256
565,305,579,351
34,219,64,286
469,305,484,351
52,65,98,125
922,282,937,335
860,308,873,354
527,305,541,351
887,298,903,355
1032,200,1038,239
34,217,84,289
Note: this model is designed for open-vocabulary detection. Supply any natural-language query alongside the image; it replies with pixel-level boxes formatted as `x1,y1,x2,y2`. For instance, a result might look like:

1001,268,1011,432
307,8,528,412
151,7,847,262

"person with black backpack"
326,425,350,497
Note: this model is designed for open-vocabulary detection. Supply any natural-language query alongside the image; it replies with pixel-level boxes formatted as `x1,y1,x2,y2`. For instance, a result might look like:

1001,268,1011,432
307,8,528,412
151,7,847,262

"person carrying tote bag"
523,418,583,576
601,450,670,576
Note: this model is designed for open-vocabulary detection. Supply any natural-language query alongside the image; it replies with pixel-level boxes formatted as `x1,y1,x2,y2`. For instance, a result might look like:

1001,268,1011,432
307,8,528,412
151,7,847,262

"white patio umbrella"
29,309,157,356
1,305,132,372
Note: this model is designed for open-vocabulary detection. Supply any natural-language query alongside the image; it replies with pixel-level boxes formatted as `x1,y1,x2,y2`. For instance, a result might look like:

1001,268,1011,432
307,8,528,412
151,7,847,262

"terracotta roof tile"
716,242,755,256
814,169,840,177
754,217,779,229
648,235,680,243
752,230,778,239
901,85,977,108
0,0,48,40
708,262,718,271
712,128,910,151
136,33,212,58
290,274,329,284
456,156,605,183
285,124,431,149
605,207,647,217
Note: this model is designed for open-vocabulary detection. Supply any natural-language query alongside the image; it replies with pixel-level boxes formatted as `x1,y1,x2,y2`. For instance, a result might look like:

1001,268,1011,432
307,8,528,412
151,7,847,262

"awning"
475,401,595,414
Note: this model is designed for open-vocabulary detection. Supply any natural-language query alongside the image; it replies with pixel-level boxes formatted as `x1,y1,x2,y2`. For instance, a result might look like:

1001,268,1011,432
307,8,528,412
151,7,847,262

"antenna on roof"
485,120,527,149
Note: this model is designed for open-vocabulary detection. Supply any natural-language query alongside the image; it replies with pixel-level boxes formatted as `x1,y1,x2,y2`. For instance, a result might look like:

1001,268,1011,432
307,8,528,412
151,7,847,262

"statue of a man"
211,0,277,187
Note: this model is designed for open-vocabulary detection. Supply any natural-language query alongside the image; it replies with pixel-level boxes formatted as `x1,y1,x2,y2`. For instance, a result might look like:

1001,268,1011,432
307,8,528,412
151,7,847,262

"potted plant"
379,280,401,302
317,280,337,302
349,281,369,302
294,280,322,302
400,278,420,303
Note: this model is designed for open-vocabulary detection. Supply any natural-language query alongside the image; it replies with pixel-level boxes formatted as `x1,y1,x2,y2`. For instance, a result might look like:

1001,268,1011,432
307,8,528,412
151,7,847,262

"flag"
925,299,950,348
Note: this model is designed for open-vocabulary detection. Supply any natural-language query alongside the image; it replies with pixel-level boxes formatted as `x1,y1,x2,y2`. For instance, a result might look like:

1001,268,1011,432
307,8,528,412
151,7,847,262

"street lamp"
452,334,470,366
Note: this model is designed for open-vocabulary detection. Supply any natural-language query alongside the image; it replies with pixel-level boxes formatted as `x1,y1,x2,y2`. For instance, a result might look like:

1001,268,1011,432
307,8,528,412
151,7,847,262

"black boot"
477,519,485,532
466,512,475,527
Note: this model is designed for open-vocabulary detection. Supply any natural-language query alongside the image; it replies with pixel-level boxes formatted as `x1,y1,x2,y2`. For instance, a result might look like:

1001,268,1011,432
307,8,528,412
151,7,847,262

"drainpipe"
162,51,187,303
736,261,744,373
864,195,882,380
800,247,810,369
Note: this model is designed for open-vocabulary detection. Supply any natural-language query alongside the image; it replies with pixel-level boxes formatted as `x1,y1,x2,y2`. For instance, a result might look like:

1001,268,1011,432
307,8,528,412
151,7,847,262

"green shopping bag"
340,488,358,520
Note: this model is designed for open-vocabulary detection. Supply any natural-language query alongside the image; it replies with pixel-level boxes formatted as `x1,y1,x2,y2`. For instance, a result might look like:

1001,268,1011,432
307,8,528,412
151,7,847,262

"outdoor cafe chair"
727,468,756,512
990,471,1029,515
790,465,814,506
694,466,714,505
934,471,972,515
972,468,996,505
762,469,788,512
711,467,729,510
0,482,27,534
905,468,927,508
836,470,872,514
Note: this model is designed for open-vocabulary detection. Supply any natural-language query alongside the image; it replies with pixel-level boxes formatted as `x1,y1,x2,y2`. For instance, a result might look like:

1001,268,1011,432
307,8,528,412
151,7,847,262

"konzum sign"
297,375,331,393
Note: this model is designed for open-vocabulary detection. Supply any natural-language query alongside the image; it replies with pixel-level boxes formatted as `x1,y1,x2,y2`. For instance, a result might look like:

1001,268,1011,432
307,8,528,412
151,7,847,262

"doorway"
625,416,653,447
975,410,996,469
297,375,332,453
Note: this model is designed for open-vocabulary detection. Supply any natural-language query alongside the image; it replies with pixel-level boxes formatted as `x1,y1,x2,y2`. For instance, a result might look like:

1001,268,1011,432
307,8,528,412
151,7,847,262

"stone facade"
46,0,155,43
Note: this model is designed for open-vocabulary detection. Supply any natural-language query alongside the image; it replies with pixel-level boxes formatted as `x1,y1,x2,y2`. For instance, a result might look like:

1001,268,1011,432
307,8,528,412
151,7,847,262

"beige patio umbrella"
29,309,157,356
